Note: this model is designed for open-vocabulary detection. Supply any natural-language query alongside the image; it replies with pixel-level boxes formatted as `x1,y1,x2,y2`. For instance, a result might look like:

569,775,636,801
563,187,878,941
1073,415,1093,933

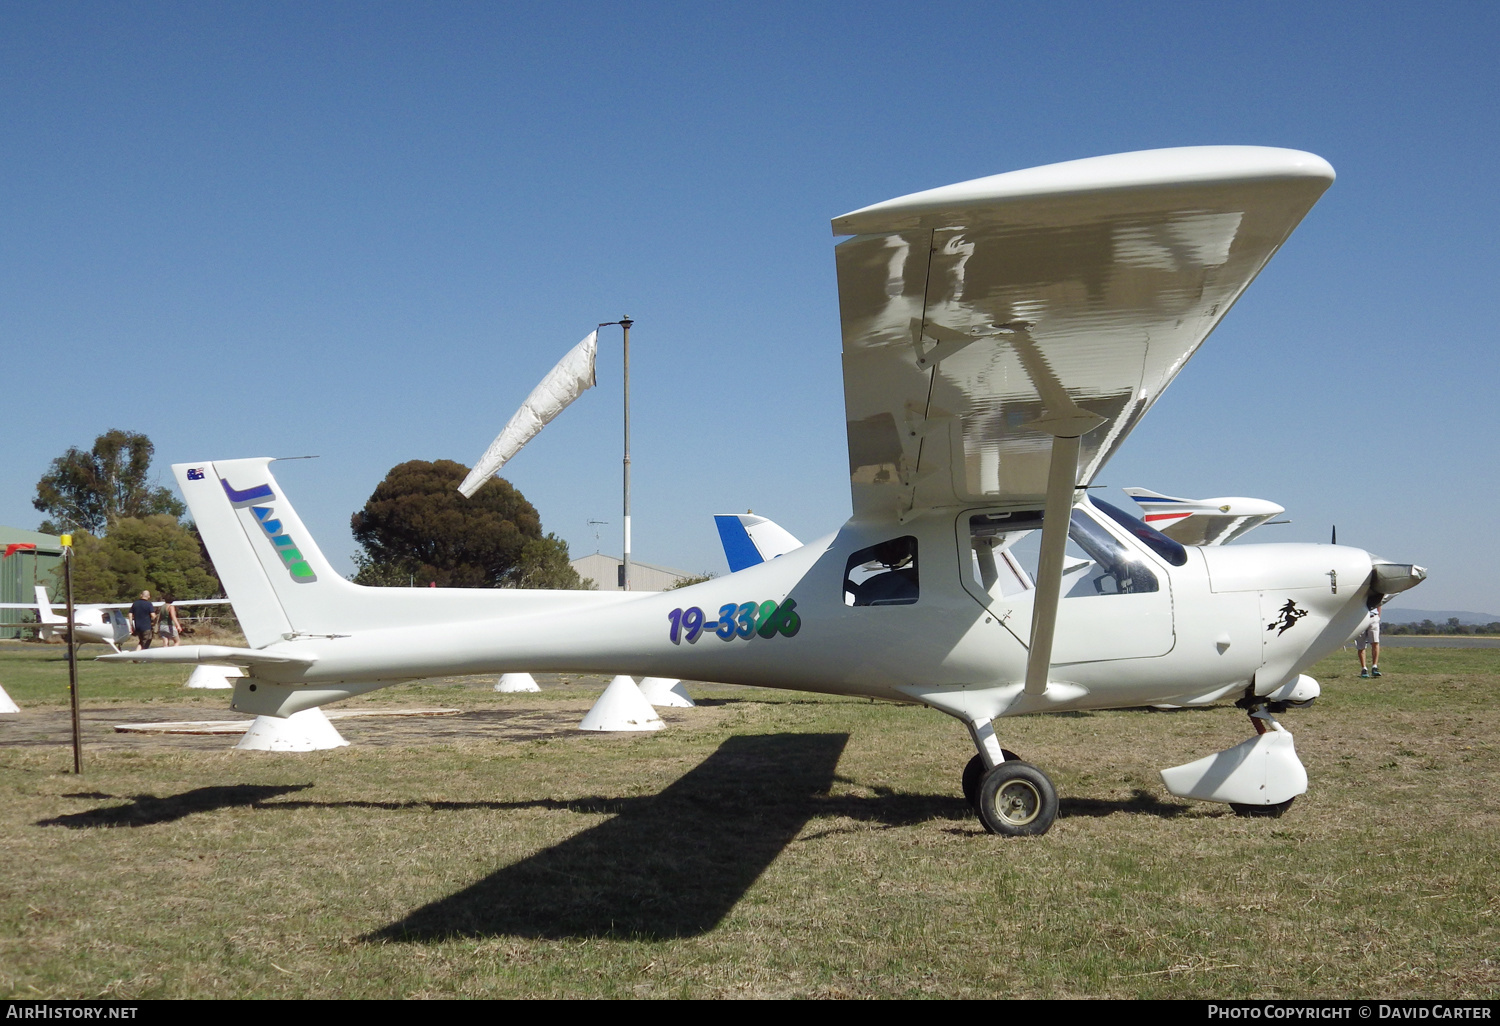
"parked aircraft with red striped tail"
1123,487,1287,547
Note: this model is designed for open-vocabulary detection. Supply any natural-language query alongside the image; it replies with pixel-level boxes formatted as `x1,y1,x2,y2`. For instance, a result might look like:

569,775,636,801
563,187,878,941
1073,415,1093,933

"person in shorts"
157,594,181,647
1355,604,1381,678
129,590,155,650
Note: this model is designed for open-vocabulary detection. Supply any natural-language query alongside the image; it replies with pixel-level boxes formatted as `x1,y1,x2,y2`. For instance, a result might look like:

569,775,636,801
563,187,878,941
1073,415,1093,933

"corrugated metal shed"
1,526,63,639
569,553,698,592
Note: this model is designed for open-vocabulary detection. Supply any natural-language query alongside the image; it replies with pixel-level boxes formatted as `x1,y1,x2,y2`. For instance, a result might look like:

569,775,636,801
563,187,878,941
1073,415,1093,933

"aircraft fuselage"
231,502,1378,725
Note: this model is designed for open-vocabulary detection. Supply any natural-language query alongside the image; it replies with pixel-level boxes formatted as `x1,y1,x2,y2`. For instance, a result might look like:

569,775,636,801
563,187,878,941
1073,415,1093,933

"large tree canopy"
350,460,585,589
34,430,186,534
64,515,221,603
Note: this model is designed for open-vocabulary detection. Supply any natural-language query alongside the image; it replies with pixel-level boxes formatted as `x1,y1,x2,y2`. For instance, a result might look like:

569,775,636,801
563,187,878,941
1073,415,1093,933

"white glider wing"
834,146,1334,521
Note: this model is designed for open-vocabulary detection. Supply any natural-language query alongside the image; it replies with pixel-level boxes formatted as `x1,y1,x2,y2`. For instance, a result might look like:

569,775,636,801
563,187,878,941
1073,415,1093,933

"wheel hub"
997,781,1041,825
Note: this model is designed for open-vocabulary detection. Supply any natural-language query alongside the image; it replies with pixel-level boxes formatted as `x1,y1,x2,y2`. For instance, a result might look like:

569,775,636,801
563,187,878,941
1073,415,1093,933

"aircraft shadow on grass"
366,733,1195,942
37,784,312,829
371,732,851,942
32,737,1193,939
1059,789,1190,820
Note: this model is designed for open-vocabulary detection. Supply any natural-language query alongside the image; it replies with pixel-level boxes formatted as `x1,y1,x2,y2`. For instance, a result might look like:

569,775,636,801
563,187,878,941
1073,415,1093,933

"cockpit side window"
1066,507,1159,595
1092,498,1189,567
968,511,1042,599
843,536,919,606
965,507,1159,600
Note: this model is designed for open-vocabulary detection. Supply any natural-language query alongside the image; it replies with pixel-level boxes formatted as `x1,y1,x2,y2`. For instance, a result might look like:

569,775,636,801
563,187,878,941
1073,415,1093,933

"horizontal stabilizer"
714,514,803,572
0,597,228,614
97,645,318,668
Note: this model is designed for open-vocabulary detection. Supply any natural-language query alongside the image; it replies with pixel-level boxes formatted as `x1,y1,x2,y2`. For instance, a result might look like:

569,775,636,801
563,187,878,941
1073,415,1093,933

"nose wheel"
1231,798,1295,818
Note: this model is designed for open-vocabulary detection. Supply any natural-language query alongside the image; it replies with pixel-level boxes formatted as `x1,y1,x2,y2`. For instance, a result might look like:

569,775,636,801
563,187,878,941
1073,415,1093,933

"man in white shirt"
1355,606,1381,678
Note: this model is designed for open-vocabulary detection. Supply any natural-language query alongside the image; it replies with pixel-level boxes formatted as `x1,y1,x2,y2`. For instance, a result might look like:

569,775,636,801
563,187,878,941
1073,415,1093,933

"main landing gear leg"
962,718,1057,836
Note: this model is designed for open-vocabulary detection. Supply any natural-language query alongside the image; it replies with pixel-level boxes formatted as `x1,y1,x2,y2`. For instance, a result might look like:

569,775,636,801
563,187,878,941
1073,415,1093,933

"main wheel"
1230,797,1295,818
976,761,1058,836
962,750,1023,809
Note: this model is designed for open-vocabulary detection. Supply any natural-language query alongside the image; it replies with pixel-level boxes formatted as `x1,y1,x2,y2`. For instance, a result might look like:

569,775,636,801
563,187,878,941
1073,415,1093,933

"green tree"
34,430,186,534
511,534,590,590
63,515,220,603
351,460,586,589
64,531,147,602
349,552,421,588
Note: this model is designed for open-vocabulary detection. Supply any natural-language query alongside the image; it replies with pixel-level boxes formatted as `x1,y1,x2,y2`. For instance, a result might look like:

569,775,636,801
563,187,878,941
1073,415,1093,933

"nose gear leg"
1160,695,1308,814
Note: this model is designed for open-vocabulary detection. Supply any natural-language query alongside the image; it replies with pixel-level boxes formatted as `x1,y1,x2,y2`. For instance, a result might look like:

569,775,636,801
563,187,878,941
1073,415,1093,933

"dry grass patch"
0,649,1496,998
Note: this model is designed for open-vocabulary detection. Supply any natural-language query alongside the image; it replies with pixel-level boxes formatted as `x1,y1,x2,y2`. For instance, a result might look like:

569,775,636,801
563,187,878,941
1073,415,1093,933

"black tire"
962,750,1023,809
1231,797,1295,818
976,761,1058,836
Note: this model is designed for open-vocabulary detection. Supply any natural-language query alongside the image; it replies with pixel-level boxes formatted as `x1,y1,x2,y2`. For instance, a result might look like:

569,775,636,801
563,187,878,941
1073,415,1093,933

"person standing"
129,590,155,650
157,594,181,647
1355,604,1381,678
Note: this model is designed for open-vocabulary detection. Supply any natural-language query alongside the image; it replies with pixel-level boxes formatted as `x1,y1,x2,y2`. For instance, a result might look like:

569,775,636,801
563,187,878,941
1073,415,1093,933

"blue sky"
3,2,1496,611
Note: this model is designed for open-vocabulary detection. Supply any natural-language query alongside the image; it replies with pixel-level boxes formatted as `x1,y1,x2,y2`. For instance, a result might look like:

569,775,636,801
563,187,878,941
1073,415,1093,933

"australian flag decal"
187,468,205,481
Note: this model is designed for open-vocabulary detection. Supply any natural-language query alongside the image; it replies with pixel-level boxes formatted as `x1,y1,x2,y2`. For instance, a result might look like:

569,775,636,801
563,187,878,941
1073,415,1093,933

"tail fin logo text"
220,478,317,582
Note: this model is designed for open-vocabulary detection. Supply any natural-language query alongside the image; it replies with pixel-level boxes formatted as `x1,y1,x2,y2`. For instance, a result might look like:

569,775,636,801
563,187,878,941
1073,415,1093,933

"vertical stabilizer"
33,585,62,626
174,459,362,647
714,514,803,572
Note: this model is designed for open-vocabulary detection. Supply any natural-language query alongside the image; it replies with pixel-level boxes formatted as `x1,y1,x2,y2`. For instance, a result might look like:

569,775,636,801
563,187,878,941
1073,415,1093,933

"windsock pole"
622,316,632,592
600,317,634,591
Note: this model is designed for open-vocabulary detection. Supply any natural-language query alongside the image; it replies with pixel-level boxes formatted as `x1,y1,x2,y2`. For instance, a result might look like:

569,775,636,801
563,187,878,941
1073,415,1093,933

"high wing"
833,146,1334,521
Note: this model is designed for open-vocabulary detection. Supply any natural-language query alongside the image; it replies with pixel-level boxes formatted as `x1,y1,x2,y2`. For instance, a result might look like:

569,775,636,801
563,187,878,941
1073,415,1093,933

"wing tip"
832,145,1335,236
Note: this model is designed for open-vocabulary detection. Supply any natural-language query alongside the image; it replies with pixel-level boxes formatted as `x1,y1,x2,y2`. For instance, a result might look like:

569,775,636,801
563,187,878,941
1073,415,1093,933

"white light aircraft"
1124,487,1286,546
0,586,129,648
103,146,1427,836
0,585,228,650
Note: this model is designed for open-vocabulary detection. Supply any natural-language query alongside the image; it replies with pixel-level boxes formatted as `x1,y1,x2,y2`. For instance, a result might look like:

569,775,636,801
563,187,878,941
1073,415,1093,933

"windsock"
459,330,598,497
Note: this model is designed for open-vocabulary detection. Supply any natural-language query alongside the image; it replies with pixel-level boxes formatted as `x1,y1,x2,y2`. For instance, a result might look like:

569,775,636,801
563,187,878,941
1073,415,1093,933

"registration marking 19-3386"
668,600,801,644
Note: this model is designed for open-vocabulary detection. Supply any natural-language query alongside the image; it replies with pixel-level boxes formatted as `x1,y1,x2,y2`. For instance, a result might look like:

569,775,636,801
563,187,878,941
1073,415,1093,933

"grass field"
0,641,1496,999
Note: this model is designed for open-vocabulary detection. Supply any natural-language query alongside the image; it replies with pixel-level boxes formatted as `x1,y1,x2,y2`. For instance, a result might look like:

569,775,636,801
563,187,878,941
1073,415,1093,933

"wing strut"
1024,435,1080,695
1017,330,1104,697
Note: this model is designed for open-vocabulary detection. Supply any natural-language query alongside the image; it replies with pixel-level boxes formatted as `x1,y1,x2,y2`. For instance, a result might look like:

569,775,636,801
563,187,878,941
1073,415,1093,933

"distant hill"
1382,608,1500,626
